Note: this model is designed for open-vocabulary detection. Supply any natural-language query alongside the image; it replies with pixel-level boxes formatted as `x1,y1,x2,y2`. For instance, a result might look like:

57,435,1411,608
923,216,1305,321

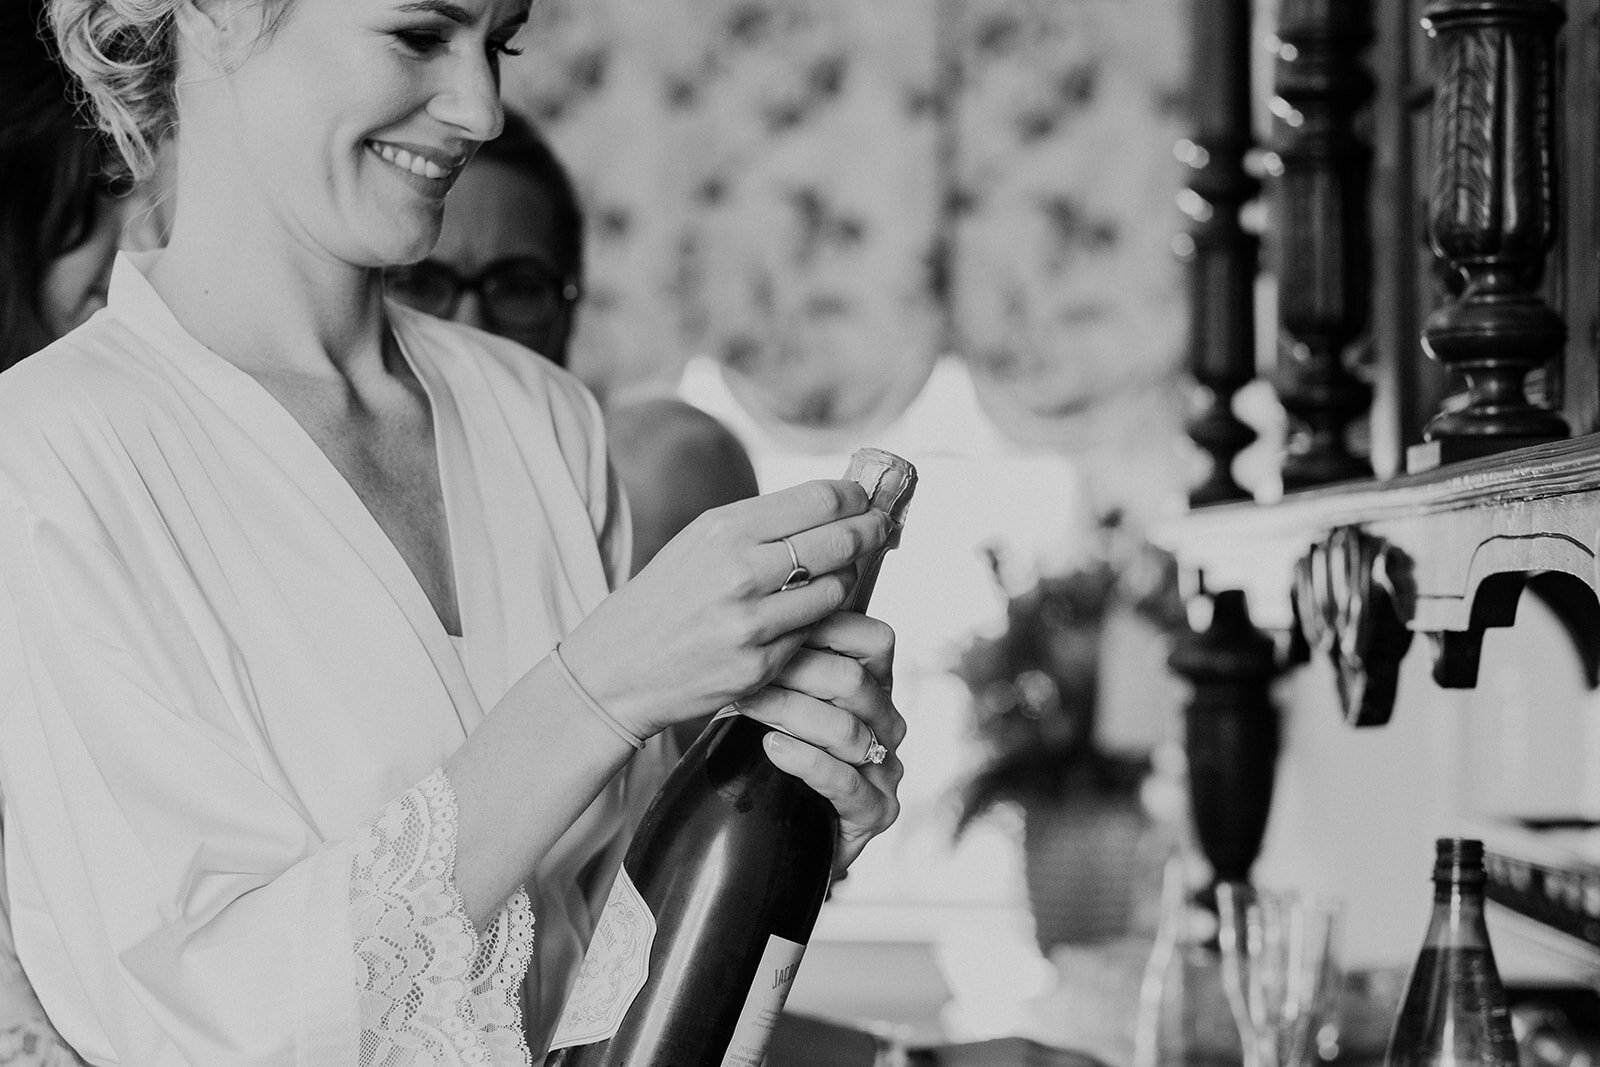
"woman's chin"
354,217,444,270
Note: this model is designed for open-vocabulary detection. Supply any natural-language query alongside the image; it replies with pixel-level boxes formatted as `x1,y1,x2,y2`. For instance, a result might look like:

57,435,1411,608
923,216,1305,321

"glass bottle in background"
1384,838,1518,1067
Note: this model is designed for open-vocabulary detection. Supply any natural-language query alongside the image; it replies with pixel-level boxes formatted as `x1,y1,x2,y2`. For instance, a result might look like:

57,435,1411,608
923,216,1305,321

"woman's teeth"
370,142,449,180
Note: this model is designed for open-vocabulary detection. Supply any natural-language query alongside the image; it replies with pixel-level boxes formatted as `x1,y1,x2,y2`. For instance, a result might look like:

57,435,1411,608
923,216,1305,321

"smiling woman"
1,0,911,1064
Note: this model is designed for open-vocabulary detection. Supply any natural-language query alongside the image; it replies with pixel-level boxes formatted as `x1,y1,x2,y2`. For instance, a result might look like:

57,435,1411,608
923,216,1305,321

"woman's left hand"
734,610,904,874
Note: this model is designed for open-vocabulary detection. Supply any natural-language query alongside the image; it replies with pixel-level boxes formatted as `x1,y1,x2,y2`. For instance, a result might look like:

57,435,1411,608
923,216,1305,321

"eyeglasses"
385,256,581,329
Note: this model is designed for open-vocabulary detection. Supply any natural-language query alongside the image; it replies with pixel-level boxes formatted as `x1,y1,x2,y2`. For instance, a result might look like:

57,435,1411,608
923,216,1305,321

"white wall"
1251,591,1600,977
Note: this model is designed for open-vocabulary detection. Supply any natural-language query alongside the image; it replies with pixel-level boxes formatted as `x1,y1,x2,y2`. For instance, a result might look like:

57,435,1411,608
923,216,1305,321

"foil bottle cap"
846,448,917,542
840,449,917,612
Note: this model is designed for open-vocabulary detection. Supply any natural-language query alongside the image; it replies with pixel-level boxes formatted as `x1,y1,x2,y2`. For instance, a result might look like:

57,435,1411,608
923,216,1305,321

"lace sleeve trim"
0,1022,89,1066
352,769,534,1066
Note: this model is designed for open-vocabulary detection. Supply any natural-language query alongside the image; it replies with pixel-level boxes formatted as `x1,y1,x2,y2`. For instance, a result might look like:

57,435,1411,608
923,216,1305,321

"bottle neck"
841,449,914,614
1423,880,1492,949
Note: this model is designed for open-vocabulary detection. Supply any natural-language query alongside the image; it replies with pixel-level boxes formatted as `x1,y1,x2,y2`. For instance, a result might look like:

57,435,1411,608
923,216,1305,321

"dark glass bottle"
1384,838,1518,1067
546,448,917,1067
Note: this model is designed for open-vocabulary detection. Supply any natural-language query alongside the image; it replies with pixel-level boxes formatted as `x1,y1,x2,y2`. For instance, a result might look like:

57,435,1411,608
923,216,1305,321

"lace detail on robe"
0,902,87,1066
0,1024,88,1066
352,770,535,1066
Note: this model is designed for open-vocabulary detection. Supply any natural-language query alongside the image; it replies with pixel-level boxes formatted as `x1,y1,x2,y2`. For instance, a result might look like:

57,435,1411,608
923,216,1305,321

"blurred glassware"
1312,965,1407,1064
1216,882,1342,1067
1514,1002,1600,1067
1133,857,1246,1067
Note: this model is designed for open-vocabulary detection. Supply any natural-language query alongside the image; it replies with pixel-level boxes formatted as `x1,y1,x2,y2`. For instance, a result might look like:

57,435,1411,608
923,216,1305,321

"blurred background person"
1,0,126,372
390,109,584,362
387,112,759,753
387,113,759,567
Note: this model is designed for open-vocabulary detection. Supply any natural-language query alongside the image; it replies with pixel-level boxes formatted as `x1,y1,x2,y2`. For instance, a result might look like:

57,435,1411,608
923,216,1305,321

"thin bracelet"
550,643,645,750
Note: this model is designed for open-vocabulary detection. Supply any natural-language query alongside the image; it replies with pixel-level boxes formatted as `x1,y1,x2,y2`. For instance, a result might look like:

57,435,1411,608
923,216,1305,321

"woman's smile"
366,139,471,198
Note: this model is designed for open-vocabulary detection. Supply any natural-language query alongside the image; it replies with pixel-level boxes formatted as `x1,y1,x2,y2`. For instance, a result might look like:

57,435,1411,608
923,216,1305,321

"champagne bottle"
545,448,917,1067
1384,838,1519,1067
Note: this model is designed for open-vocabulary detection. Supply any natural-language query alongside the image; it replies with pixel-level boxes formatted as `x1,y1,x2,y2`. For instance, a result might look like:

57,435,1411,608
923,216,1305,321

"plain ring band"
858,727,888,766
779,536,811,592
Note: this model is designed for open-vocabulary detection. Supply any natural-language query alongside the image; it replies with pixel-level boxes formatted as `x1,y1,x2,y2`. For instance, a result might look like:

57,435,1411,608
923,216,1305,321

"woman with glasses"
0,0,907,1062
387,112,583,362
388,111,763,569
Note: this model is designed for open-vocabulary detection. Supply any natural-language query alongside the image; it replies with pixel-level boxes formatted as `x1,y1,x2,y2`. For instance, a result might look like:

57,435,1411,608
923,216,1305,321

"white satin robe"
0,254,675,1065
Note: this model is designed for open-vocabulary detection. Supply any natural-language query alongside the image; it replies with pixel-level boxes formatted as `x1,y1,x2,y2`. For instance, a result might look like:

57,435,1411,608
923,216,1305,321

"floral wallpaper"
504,0,1189,448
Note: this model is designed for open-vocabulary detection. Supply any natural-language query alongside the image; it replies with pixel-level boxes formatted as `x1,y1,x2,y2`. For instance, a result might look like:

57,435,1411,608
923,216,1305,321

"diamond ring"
858,727,888,766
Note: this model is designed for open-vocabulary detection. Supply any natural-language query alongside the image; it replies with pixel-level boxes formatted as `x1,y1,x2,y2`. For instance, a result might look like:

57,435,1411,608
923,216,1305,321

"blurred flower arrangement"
952,512,1186,837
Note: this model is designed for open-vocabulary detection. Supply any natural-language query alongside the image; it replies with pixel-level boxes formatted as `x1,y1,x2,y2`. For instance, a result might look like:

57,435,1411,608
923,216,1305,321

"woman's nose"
427,55,505,143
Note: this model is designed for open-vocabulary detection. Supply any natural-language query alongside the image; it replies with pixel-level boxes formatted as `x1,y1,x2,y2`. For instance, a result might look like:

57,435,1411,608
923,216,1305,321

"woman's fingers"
760,731,901,870
720,479,871,542
738,669,904,766
761,731,903,806
743,524,892,642
563,479,896,741
801,612,895,690
749,571,856,642
763,507,891,587
733,628,906,875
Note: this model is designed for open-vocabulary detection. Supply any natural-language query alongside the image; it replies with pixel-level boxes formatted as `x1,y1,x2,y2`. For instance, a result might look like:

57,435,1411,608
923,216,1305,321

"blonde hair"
48,0,184,182
49,0,291,183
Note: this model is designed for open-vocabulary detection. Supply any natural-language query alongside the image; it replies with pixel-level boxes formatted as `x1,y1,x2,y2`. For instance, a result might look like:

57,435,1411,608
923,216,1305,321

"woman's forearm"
443,653,640,929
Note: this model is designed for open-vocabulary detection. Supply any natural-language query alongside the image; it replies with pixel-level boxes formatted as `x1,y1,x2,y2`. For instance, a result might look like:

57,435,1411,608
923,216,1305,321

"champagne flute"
1215,883,1341,1067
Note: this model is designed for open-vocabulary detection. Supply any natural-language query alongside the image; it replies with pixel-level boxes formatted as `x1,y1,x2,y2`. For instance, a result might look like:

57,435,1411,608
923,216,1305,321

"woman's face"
40,194,124,337
193,0,528,267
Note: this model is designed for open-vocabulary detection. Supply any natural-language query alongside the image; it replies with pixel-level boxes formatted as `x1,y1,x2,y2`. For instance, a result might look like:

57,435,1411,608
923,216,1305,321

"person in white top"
0,1,908,1063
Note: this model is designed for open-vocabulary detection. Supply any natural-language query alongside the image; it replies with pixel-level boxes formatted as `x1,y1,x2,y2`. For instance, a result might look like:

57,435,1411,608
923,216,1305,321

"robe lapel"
104,255,487,739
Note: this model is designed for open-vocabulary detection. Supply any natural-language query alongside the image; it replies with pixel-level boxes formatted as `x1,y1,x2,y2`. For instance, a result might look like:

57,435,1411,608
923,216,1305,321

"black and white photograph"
1,0,1597,1063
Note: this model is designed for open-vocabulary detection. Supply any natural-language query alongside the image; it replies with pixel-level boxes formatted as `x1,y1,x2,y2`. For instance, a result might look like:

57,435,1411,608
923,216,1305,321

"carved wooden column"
1168,589,1280,887
1180,0,1258,506
1273,0,1375,490
1410,0,1569,471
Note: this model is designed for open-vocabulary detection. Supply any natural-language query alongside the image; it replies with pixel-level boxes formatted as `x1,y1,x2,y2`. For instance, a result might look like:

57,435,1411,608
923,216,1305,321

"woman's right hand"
557,478,892,740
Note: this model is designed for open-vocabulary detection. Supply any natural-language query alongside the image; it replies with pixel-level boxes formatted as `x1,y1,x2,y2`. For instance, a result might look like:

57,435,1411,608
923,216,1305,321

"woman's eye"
394,29,448,54
489,39,524,58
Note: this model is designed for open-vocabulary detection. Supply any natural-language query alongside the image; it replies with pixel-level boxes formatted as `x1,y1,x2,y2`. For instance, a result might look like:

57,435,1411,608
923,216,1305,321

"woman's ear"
173,0,267,70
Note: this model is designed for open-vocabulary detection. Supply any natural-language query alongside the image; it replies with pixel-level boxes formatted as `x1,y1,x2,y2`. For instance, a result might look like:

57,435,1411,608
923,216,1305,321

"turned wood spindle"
1411,0,1569,470
1274,0,1376,490
1181,0,1259,506
1168,589,1280,887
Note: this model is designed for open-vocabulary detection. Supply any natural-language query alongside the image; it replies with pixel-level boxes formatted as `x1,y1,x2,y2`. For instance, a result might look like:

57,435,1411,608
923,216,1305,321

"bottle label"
718,934,806,1067
548,866,657,1051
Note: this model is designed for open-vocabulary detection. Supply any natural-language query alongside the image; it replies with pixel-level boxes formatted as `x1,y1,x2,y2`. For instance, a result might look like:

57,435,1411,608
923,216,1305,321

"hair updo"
47,0,185,183
49,0,291,183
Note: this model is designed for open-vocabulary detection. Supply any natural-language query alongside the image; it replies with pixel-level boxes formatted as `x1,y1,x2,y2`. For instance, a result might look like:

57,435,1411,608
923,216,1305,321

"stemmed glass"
1215,882,1341,1067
